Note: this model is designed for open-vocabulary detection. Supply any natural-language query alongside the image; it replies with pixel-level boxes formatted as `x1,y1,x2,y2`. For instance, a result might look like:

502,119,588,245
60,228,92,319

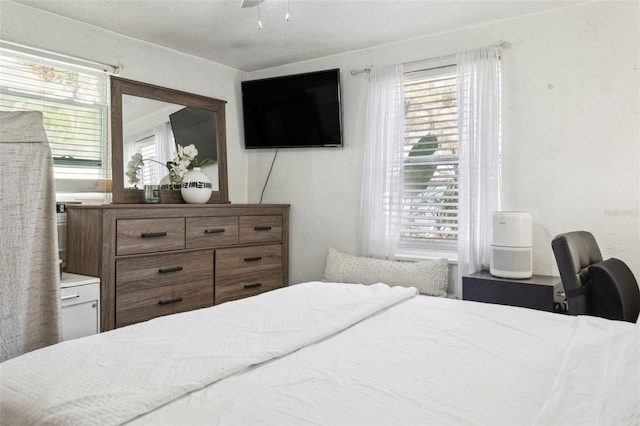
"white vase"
180,167,212,204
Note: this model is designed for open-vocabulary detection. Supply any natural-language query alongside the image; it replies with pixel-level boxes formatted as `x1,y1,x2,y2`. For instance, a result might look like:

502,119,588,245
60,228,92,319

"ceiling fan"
240,0,265,8
240,0,290,28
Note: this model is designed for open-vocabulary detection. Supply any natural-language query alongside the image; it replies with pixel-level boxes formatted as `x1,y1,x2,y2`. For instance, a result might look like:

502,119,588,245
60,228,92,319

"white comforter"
2,282,637,426
132,294,639,426
0,282,416,425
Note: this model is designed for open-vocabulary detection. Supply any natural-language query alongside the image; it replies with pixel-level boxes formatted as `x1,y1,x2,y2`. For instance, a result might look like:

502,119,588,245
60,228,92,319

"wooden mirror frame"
110,76,229,204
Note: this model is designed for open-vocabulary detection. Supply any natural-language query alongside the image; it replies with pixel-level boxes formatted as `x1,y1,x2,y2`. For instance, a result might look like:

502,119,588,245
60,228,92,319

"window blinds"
401,66,459,252
0,46,110,192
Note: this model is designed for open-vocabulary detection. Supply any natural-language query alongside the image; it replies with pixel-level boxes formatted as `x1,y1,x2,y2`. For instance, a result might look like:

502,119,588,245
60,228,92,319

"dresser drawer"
186,216,238,249
216,271,284,304
116,218,185,255
215,244,283,277
239,215,283,244
115,250,213,327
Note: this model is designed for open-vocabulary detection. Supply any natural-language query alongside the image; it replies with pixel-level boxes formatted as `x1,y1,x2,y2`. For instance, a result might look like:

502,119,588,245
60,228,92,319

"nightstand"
462,270,565,313
60,272,100,341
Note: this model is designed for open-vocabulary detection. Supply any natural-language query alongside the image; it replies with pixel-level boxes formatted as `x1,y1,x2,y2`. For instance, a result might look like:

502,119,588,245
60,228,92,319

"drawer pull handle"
158,266,183,273
244,256,262,262
61,294,80,301
158,297,183,306
141,231,167,238
204,228,226,234
244,283,262,289
254,226,272,231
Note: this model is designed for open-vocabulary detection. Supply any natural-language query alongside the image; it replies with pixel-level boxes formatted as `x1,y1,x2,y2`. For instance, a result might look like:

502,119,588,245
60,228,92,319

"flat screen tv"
169,106,218,162
241,68,343,149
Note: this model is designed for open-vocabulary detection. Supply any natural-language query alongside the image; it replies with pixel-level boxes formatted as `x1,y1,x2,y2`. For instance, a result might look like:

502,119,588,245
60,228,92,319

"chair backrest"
589,258,640,322
551,231,603,315
552,231,640,322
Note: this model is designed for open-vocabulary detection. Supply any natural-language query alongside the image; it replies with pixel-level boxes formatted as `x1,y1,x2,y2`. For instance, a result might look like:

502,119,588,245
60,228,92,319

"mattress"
1,282,638,425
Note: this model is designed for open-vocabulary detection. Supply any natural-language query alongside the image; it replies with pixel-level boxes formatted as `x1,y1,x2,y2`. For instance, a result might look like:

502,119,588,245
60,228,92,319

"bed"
1,281,638,425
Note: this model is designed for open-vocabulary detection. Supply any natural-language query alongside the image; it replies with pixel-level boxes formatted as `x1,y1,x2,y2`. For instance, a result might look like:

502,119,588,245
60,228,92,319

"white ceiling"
12,0,584,72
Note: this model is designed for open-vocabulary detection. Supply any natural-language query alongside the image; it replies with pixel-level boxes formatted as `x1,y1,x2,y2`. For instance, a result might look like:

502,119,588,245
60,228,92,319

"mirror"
111,76,228,204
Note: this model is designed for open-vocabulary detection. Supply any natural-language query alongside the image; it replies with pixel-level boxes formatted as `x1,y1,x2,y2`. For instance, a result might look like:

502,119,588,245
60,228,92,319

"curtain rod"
350,40,509,76
0,40,121,74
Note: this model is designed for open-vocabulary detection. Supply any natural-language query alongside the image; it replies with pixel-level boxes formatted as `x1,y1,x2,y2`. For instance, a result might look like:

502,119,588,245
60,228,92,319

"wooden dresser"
65,204,289,331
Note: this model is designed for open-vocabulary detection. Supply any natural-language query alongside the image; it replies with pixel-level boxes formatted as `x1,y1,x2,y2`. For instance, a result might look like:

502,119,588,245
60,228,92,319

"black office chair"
552,231,640,322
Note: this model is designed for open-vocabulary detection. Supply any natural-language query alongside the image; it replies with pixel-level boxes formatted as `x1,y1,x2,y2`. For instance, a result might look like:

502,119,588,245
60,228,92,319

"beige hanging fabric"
0,111,61,362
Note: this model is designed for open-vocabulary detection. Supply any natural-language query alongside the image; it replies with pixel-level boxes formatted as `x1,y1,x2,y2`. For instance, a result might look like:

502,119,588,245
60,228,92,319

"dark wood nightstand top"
463,271,564,312
465,270,561,287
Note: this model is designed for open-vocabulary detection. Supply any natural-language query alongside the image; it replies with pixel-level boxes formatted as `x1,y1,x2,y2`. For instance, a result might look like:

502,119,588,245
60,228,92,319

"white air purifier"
490,211,533,279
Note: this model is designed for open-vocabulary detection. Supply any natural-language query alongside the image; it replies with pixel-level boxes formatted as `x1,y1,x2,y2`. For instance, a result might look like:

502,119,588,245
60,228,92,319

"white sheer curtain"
359,64,405,259
154,122,173,182
123,134,137,188
456,46,502,296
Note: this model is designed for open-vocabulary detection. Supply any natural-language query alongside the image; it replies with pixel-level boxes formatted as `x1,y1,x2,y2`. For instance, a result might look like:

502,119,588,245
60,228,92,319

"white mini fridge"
60,272,100,341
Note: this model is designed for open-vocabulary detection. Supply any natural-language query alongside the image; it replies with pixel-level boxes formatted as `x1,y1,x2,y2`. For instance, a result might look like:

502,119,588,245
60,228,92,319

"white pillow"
323,248,448,297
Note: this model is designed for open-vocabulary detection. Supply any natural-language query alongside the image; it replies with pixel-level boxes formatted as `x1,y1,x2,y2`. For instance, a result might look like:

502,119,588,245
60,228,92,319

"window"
401,65,459,255
132,130,158,185
0,46,110,196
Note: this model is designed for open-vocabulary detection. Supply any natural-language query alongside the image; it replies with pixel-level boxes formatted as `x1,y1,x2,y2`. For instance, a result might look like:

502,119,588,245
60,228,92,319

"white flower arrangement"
169,144,197,184
126,144,214,187
126,152,144,186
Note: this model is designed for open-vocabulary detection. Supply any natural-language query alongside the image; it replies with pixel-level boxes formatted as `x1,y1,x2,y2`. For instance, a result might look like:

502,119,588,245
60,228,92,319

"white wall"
0,1,249,204
247,1,640,285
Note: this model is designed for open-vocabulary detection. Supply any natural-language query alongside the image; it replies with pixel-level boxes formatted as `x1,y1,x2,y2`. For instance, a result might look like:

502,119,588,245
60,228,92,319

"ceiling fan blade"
240,0,265,8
